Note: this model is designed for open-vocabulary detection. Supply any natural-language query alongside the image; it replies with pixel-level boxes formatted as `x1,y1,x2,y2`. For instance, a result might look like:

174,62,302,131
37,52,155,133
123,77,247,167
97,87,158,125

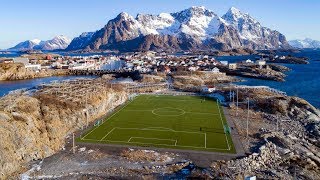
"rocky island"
268,55,309,64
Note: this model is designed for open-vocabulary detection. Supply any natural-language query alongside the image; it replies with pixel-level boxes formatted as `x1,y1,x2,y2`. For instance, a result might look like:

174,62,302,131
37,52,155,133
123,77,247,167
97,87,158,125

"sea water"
217,49,320,108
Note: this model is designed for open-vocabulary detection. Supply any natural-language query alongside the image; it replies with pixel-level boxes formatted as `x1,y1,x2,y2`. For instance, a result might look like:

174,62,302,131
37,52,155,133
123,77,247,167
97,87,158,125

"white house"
70,63,95,70
211,67,220,73
220,61,228,66
188,66,198,71
202,85,216,93
228,63,237,70
25,64,41,72
256,60,266,66
245,59,253,63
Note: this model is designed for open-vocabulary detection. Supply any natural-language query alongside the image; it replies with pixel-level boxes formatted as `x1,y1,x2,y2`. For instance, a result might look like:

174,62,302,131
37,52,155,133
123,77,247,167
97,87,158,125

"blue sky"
0,0,319,49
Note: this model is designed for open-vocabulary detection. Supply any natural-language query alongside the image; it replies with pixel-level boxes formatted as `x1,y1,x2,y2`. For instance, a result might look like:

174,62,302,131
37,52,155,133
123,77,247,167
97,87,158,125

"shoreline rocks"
268,56,309,64
0,63,69,81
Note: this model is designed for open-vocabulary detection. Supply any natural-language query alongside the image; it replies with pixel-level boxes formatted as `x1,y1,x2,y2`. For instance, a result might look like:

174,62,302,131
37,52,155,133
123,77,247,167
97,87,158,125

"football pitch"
78,94,236,153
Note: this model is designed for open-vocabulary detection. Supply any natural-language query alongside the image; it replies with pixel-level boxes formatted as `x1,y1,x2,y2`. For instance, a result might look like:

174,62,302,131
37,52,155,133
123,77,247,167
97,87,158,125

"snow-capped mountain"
67,32,94,50
36,35,71,50
289,38,320,48
67,6,290,52
9,39,44,51
10,35,71,51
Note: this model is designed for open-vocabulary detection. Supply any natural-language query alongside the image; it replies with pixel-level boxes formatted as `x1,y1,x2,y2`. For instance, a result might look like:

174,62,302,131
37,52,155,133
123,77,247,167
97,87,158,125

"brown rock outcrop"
0,84,127,178
0,63,68,81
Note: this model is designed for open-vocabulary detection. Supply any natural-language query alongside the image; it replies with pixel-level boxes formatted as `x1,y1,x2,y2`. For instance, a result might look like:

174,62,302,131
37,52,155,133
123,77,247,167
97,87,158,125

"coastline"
1,79,319,179
0,63,70,81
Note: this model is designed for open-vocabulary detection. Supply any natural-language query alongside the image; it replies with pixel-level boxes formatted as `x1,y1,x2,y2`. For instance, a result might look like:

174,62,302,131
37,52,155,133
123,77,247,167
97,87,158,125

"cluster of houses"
0,51,270,74
0,55,124,72
123,55,223,73
227,58,267,70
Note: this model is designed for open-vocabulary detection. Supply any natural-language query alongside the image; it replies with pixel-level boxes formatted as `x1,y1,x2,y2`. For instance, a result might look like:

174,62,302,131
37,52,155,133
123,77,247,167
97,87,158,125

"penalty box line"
128,137,177,146
81,137,230,151
100,127,205,146
91,127,230,151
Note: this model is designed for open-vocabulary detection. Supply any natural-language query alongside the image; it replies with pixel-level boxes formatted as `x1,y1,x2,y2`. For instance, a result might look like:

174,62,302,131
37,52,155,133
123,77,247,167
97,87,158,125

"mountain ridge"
67,6,291,52
289,38,320,48
9,35,71,51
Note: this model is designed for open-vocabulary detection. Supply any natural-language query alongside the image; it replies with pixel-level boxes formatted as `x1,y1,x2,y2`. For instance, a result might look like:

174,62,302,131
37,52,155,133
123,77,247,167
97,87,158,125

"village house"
14,57,41,71
228,63,237,70
220,61,228,66
201,85,216,93
245,59,253,63
256,60,266,69
211,67,220,73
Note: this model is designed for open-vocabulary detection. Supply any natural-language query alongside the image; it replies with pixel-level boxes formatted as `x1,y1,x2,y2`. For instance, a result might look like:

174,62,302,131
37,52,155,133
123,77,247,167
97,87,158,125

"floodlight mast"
246,97,250,138
86,90,88,128
72,133,75,154
236,86,239,115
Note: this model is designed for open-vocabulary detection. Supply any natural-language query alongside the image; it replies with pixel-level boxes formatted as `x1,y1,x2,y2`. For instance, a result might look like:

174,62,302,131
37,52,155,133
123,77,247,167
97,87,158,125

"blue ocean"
216,49,320,108
1,49,320,108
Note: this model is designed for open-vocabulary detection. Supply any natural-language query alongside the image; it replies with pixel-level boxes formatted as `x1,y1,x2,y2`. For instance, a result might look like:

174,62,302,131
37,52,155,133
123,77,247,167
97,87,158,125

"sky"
0,0,319,49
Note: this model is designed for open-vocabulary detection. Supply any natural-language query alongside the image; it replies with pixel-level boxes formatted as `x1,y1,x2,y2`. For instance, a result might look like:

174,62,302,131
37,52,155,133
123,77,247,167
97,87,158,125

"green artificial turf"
78,95,236,153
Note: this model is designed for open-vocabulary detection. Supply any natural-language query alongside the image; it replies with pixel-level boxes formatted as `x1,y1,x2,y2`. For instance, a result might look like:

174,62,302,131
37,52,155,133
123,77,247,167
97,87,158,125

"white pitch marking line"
100,128,116,141
185,112,220,115
205,133,207,148
144,127,175,131
217,100,231,150
129,137,176,142
81,138,230,151
81,97,135,140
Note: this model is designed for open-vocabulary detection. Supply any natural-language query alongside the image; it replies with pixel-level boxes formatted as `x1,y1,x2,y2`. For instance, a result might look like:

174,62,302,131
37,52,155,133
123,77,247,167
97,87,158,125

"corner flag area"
78,95,236,153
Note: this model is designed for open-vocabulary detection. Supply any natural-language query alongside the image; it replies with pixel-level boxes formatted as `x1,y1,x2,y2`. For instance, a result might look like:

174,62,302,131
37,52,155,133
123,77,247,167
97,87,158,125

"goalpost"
224,125,231,134
128,93,137,101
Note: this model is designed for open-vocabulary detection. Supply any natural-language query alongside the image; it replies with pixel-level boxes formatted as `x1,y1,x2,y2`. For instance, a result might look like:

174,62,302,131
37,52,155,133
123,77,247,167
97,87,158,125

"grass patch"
78,95,236,153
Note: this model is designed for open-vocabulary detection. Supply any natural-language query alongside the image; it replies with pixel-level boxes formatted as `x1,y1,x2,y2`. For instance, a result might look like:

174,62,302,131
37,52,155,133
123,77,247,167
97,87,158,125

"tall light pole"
229,84,232,102
236,86,239,116
232,91,235,104
246,97,250,138
276,114,279,132
84,90,88,128
72,133,75,154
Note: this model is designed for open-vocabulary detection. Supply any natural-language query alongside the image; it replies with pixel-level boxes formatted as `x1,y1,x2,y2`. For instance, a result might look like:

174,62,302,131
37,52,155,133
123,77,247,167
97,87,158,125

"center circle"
152,107,185,116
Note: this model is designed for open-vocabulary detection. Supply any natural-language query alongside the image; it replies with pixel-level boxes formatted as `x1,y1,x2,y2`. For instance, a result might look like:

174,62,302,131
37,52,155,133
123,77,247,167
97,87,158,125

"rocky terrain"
67,6,290,52
268,64,291,72
0,78,319,179
0,63,68,80
11,86,319,179
21,146,210,179
139,74,166,83
222,64,287,81
269,56,309,64
172,71,238,92
0,79,128,179
214,87,320,179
